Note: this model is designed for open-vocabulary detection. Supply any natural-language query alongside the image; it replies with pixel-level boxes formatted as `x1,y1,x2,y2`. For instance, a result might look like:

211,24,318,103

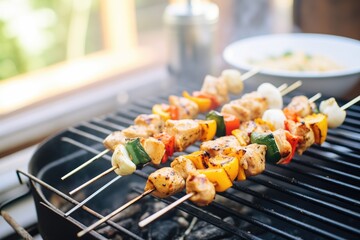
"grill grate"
25,81,360,240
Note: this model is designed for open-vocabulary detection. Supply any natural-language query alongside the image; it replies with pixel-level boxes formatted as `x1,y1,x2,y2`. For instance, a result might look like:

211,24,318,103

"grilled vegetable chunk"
111,145,136,176
319,97,346,128
304,113,328,145
197,168,233,192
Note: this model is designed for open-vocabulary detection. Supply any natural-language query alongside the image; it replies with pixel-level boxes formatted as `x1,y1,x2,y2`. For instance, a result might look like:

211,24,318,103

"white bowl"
223,33,360,98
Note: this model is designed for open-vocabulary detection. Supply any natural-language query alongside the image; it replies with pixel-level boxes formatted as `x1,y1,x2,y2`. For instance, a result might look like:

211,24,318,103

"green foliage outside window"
0,0,102,80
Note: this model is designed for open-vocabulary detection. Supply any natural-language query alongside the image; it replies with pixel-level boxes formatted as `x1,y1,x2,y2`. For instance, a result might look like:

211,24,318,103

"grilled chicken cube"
238,120,272,144
122,125,151,139
240,92,268,119
170,156,197,179
272,129,292,160
242,144,266,176
168,95,199,119
200,75,229,105
286,95,315,118
134,114,164,136
103,131,127,151
144,167,185,198
186,171,216,206
140,137,166,165
221,103,250,122
221,69,244,94
164,119,202,152
286,120,315,155
221,92,268,122
200,136,241,157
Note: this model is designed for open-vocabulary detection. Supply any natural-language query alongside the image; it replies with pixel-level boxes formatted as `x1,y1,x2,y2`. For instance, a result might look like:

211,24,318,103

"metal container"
163,0,219,82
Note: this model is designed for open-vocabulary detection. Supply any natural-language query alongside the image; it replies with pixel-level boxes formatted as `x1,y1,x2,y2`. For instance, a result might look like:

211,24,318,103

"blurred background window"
0,0,103,80
0,0,171,81
0,0,359,156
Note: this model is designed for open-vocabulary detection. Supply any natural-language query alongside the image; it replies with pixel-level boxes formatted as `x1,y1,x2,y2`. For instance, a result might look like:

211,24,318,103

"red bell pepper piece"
278,130,299,164
223,113,240,136
154,133,175,163
168,105,179,120
160,104,179,120
283,107,299,122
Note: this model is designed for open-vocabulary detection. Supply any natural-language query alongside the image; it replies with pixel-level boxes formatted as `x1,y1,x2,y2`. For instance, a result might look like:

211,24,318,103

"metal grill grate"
22,81,360,240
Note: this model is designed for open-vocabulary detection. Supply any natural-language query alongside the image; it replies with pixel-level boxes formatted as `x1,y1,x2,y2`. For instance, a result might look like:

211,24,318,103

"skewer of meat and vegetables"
66,81,299,195
60,68,264,181
76,94,359,237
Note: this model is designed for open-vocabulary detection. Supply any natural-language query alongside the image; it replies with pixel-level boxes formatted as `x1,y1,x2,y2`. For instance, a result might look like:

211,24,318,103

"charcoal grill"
16,79,360,240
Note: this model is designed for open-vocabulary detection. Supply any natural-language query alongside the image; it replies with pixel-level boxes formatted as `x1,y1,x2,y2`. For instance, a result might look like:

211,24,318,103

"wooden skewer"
69,166,117,195
277,83,288,92
139,192,195,228
241,67,261,81
280,80,302,96
308,93,322,103
77,188,155,237
61,149,110,180
341,95,360,110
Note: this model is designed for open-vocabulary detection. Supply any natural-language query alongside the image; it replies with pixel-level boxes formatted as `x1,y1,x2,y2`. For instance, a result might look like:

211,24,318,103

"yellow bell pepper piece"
231,129,249,146
197,120,217,141
198,168,233,192
237,167,246,181
254,118,275,131
208,155,239,182
183,91,212,113
184,151,210,169
152,104,170,121
304,113,328,144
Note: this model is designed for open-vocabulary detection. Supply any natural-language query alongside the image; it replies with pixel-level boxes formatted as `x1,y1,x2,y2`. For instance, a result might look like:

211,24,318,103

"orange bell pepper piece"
223,113,240,136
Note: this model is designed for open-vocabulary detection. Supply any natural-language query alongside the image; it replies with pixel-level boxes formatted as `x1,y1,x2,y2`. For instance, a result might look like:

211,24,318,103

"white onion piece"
262,109,286,130
221,69,243,94
257,83,283,109
319,98,346,128
112,144,136,176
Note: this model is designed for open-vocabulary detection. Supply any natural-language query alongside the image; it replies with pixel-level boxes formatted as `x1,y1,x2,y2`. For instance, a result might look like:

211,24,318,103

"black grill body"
27,80,360,240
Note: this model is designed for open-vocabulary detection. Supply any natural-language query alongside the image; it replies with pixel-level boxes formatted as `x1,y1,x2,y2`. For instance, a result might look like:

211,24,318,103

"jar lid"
163,1,219,25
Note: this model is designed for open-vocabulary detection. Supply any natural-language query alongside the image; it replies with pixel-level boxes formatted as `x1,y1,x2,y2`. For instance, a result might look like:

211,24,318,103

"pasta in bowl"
223,33,360,98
